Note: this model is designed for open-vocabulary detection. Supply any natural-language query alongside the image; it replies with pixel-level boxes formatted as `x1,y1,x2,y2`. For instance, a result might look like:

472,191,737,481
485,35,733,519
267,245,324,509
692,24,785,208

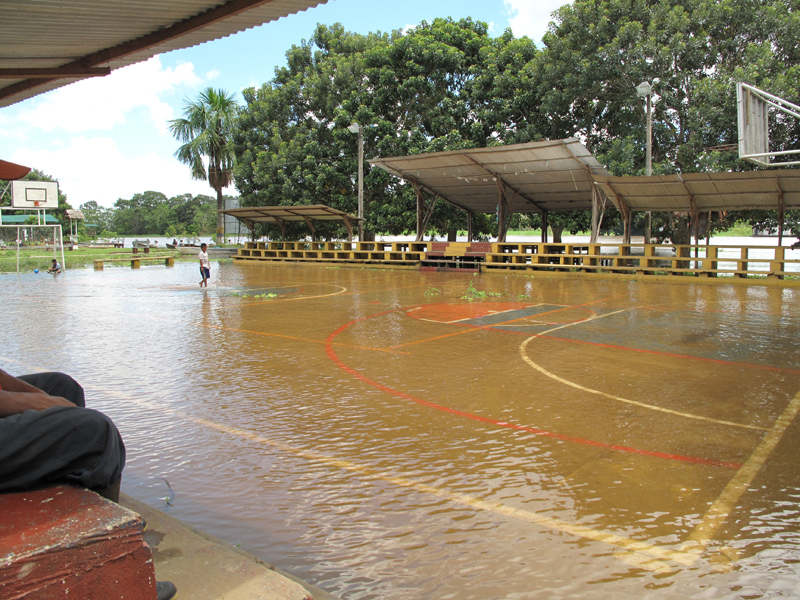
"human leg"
0,405,125,495
17,371,86,407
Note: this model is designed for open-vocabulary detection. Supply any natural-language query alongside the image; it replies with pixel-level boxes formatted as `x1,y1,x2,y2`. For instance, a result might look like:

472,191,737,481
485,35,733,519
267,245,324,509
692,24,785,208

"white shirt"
198,250,210,268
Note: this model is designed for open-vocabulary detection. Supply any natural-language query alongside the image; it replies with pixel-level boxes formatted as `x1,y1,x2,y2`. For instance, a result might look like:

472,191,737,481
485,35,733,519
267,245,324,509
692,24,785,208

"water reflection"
2,262,800,599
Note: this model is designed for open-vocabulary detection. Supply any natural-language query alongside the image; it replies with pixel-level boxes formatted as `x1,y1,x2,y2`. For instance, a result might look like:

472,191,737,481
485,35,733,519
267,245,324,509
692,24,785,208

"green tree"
78,200,114,234
169,88,240,242
537,0,800,243
233,19,546,241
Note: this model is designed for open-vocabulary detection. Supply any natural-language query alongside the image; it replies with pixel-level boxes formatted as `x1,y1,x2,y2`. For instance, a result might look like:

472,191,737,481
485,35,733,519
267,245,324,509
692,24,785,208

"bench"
0,486,156,599
94,256,175,269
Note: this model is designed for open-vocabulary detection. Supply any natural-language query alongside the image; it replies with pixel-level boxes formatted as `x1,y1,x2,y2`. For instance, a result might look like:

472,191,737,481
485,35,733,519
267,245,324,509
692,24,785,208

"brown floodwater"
3,261,800,599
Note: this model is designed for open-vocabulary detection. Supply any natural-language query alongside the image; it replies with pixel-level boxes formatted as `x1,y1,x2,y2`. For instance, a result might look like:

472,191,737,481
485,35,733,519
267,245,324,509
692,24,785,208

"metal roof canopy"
371,138,609,214
595,171,800,212
369,138,609,241
0,0,328,108
219,205,362,240
595,170,800,243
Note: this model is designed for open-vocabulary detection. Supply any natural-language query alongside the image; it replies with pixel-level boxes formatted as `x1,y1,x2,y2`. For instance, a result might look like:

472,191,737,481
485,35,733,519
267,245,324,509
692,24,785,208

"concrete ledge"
121,494,340,600
0,486,156,600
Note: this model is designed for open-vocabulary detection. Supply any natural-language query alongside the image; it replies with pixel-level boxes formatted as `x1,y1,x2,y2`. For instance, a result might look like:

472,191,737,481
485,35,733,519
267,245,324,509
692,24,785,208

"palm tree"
169,87,239,242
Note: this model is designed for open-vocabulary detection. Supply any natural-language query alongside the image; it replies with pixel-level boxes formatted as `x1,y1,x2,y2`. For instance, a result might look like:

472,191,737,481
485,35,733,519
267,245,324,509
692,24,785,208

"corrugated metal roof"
370,138,610,214
0,0,328,107
595,170,800,213
219,205,360,223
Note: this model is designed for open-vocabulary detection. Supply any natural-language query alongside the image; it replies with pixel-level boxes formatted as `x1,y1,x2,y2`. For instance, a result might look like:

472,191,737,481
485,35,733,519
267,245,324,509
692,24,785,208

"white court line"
519,309,768,431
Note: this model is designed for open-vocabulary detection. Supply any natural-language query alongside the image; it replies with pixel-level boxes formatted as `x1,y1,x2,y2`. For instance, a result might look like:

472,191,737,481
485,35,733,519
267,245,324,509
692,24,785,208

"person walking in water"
198,243,210,287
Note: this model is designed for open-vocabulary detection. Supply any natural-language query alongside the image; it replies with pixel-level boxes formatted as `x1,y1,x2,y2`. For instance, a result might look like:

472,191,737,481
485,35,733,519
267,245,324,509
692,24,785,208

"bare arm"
0,369,76,416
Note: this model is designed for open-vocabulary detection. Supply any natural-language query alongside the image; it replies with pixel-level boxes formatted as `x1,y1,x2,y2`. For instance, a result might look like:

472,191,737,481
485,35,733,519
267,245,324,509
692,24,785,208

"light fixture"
636,81,652,97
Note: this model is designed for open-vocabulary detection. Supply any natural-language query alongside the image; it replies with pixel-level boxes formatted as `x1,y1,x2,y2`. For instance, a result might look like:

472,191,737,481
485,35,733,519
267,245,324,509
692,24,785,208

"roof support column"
467,212,473,243
496,179,509,242
341,216,354,240
778,190,785,246
242,218,256,241
412,181,437,242
591,185,599,243
303,216,316,241
617,198,632,245
541,210,549,243
273,217,286,242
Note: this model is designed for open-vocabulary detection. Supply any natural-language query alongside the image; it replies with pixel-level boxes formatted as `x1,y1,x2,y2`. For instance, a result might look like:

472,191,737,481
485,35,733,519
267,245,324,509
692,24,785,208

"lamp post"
348,122,364,242
636,81,653,242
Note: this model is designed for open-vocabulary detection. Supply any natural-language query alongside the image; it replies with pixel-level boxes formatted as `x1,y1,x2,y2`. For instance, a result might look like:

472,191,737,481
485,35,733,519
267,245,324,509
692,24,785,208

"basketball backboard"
10,180,59,208
737,82,800,167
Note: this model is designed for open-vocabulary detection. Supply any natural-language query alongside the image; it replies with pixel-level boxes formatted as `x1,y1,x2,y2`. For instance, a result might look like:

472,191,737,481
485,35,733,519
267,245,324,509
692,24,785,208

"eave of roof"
370,138,610,214
0,0,328,108
219,205,361,223
595,170,800,213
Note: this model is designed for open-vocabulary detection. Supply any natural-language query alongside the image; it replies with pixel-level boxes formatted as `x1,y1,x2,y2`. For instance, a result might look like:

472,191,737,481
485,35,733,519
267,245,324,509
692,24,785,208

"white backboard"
737,82,770,165
737,82,800,167
11,180,59,208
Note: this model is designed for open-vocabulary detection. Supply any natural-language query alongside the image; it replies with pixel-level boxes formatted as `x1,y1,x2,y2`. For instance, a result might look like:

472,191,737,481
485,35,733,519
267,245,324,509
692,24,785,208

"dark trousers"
0,372,126,493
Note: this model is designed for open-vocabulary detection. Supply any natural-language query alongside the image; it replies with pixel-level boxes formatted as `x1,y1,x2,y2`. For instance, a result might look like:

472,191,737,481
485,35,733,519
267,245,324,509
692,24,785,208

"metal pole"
645,93,652,243
357,127,364,242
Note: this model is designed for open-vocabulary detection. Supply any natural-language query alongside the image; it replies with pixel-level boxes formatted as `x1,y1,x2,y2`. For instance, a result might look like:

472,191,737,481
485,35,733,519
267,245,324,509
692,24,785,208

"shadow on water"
3,261,800,599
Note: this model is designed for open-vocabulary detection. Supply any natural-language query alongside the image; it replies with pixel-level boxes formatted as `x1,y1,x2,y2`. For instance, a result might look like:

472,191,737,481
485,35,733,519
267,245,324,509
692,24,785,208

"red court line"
535,335,800,375
325,309,742,470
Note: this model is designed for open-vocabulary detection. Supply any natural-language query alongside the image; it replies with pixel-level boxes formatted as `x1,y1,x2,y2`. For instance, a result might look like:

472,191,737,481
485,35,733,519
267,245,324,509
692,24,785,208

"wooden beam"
0,0,280,103
0,67,111,79
341,216,354,240
463,154,547,212
303,216,316,241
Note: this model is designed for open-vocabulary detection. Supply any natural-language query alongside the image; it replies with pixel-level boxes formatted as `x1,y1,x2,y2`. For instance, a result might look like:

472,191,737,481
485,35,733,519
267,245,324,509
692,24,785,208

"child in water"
198,243,210,287
47,259,61,274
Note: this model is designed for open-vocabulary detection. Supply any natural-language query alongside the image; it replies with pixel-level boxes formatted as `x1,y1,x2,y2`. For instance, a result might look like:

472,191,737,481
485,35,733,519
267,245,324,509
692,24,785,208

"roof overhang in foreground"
595,170,800,213
369,138,610,214
219,205,361,239
0,0,328,108
0,159,32,180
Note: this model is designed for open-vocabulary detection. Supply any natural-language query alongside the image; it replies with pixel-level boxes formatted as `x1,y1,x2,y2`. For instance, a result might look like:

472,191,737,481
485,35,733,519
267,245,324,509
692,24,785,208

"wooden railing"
484,242,800,279
233,240,800,281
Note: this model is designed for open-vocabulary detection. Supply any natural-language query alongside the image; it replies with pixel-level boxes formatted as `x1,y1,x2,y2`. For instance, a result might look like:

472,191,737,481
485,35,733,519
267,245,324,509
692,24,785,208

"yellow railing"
484,242,800,279
233,240,800,281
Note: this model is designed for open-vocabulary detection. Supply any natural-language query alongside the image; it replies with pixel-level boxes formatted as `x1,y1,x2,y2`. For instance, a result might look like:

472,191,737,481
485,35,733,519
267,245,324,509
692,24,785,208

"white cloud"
14,57,202,135
206,69,221,80
11,137,211,208
0,56,223,208
504,0,573,43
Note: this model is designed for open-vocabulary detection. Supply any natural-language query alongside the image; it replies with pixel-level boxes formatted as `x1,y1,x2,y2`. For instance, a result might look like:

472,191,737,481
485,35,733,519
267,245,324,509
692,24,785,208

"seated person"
0,368,177,600
47,259,61,273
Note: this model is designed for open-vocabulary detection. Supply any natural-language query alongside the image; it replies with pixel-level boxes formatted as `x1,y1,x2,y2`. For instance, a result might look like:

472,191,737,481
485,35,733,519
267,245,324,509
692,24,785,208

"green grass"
0,246,179,273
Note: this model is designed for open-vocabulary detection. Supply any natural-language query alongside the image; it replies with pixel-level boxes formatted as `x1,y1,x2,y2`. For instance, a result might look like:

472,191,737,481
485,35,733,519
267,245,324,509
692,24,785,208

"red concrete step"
0,485,157,600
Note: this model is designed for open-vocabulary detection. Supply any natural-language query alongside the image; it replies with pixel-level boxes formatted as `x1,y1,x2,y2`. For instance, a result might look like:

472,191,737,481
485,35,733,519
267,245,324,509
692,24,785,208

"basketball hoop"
737,82,800,167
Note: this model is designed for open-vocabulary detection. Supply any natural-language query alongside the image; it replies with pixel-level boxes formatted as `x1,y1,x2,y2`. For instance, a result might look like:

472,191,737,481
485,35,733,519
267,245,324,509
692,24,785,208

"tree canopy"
232,1,800,242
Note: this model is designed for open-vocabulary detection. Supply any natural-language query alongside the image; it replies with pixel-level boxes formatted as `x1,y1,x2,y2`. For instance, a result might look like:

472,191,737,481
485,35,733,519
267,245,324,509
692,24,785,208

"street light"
348,122,364,241
636,81,653,242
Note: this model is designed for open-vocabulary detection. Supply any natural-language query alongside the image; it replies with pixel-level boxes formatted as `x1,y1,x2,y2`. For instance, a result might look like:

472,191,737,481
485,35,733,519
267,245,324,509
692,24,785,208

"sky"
0,0,572,208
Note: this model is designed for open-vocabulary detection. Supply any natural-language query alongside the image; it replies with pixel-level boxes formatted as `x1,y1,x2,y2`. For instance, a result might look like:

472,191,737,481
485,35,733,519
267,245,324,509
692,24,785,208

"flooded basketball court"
3,261,800,599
